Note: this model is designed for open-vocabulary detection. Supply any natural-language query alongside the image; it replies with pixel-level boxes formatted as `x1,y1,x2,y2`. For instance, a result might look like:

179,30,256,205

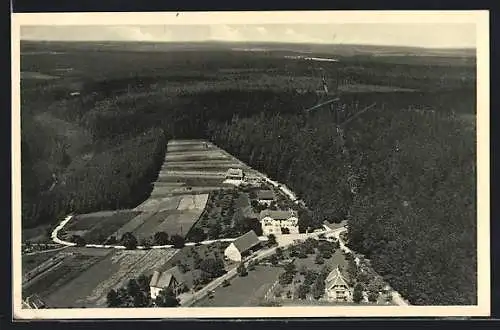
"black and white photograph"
11,11,489,319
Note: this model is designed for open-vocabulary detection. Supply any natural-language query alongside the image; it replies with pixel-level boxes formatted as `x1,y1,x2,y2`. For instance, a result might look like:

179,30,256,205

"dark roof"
257,190,275,200
232,230,261,253
150,266,185,288
259,210,295,220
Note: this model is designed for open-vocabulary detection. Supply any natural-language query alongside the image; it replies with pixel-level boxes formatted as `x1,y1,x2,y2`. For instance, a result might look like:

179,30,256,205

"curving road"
48,140,410,306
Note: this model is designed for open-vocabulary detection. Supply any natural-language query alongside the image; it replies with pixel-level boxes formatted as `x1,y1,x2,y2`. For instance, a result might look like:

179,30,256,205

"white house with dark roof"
325,266,352,302
224,230,262,262
149,266,187,300
259,210,299,235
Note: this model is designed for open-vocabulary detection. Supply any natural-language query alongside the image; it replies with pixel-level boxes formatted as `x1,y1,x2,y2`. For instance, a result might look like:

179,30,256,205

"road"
181,227,346,306
47,140,410,306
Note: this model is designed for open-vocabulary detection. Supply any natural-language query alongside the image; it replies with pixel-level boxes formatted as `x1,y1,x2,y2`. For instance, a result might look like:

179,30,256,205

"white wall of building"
261,216,299,235
224,243,242,262
150,286,162,300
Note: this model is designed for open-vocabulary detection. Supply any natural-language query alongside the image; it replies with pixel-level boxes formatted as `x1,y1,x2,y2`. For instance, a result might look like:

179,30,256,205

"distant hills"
21,40,475,58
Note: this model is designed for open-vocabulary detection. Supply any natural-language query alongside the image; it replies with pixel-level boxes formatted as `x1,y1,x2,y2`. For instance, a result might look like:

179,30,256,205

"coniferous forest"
21,41,476,305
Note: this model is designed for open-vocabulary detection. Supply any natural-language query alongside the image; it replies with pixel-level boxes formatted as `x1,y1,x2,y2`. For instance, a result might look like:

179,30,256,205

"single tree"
121,232,138,250
275,247,284,260
106,289,122,307
189,227,207,243
200,258,225,278
353,283,364,303
155,288,179,307
267,234,277,247
270,254,279,266
237,263,248,277
153,231,169,246
368,291,379,303
170,234,185,249
297,284,309,300
284,261,297,274
315,254,325,265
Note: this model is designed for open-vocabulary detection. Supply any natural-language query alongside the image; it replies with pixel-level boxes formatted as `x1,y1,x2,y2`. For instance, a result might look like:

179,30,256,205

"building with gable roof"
224,230,262,262
325,266,352,302
149,266,189,300
259,209,299,235
256,189,275,206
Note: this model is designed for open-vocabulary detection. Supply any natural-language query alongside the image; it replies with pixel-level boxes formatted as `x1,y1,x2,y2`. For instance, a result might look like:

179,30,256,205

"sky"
20,23,476,49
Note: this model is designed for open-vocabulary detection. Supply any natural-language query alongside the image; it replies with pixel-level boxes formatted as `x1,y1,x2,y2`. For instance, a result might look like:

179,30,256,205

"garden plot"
134,195,182,213
61,210,141,244
23,249,111,302
131,211,178,238
44,248,177,308
177,194,209,210
131,194,207,238
108,212,156,241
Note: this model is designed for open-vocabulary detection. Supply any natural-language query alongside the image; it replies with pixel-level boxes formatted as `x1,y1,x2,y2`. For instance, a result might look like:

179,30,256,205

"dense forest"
21,43,476,305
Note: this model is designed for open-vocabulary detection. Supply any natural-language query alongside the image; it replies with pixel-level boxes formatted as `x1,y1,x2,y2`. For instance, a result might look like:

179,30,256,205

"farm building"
224,230,262,262
149,266,188,300
256,189,275,206
325,266,352,302
259,210,299,235
225,168,244,181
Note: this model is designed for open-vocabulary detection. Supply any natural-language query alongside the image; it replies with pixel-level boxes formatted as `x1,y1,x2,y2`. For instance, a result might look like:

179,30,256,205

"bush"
153,231,169,246
237,263,248,277
121,232,138,250
170,234,185,249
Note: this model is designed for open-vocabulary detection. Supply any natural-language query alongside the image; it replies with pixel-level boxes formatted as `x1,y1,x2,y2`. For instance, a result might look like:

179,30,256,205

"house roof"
150,266,185,288
231,230,261,253
325,266,350,290
259,210,295,220
257,190,275,200
226,168,243,177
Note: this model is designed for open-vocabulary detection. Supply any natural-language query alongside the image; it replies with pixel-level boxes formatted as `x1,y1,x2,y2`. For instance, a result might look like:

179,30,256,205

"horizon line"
19,39,477,51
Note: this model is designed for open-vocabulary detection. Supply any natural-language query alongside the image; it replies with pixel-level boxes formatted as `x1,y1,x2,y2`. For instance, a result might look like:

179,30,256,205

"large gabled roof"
231,230,261,254
325,266,350,290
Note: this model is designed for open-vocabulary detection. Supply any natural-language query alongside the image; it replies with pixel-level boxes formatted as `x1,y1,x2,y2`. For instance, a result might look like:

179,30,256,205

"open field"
22,250,65,275
44,248,177,308
193,265,283,307
23,249,111,301
61,210,141,244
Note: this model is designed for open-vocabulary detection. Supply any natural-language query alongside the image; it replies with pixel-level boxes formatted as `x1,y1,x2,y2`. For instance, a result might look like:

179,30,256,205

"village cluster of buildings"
149,229,355,303
147,168,355,303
